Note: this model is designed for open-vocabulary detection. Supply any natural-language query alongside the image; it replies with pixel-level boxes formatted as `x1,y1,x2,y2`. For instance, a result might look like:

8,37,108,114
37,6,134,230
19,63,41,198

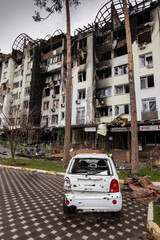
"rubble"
124,176,160,205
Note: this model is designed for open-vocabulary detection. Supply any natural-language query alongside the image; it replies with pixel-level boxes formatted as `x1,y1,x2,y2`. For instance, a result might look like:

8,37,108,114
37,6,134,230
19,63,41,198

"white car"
63,153,122,217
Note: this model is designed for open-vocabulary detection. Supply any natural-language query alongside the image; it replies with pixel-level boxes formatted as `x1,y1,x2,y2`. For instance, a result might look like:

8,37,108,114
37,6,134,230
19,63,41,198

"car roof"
72,153,110,159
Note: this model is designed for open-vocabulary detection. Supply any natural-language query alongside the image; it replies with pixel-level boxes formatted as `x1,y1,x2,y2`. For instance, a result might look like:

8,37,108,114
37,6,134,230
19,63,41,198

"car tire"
63,196,77,218
63,197,71,215
112,211,121,219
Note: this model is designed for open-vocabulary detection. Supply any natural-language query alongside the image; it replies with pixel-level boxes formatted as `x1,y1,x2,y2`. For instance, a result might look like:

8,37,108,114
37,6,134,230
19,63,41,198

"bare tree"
122,0,139,173
32,0,80,167
0,109,27,162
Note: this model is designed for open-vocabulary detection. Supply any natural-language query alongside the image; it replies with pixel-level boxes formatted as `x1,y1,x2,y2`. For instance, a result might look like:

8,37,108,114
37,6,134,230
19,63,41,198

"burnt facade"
1,0,160,153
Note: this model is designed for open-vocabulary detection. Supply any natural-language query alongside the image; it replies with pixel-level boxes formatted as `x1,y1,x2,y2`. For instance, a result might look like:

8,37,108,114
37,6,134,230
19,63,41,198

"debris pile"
124,177,160,205
108,114,129,127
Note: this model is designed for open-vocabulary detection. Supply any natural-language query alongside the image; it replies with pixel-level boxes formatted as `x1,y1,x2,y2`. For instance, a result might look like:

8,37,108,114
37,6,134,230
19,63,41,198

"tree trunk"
122,0,139,173
63,0,72,167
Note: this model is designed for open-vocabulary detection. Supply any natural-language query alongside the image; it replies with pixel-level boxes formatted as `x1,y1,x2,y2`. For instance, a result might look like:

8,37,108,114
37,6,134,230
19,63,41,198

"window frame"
77,89,86,100
142,98,156,112
140,75,154,89
114,64,128,76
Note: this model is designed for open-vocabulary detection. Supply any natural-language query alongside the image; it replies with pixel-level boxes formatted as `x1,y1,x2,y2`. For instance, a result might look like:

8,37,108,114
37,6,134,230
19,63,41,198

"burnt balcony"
141,110,158,121
96,42,112,55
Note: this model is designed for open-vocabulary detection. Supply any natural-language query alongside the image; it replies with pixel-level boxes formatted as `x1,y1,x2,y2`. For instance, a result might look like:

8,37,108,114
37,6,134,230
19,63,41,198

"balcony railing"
141,110,158,121
76,117,85,125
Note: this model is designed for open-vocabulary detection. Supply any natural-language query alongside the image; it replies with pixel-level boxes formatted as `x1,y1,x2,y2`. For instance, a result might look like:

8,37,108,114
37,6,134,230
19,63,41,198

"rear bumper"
64,192,122,212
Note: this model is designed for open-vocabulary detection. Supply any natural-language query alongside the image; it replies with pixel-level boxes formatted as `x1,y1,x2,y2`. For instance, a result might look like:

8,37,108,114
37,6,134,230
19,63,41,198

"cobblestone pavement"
0,168,149,240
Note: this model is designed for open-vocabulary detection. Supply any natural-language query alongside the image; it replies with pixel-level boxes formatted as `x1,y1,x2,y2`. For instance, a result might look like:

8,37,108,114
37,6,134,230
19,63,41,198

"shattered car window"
70,158,111,175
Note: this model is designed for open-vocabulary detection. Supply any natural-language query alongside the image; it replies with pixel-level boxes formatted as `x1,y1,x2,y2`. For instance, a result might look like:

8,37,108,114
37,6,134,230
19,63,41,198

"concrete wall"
133,7,160,121
72,34,94,125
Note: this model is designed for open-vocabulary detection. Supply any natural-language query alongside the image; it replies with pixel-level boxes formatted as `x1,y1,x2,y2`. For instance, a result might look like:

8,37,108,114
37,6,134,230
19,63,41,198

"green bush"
153,201,160,227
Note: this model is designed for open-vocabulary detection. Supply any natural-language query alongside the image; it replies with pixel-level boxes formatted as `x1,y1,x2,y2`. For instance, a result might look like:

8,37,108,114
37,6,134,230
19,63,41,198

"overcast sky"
0,0,108,54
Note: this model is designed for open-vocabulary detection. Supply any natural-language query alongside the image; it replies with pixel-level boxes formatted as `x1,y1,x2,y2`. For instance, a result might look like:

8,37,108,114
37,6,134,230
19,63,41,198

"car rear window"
70,158,111,175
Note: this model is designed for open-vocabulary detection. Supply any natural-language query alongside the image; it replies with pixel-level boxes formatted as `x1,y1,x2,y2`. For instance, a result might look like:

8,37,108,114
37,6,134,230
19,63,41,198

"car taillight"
110,179,119,193
66,200,70,205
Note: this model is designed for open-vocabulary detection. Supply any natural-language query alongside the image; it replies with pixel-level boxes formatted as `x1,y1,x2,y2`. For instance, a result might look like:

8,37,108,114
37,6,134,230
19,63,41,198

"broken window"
44,88,50,97
13,82,19,88
52,41,62,51
80,52,87,65
30,49,33,56
78,72,86,82
25,87,30,96
138,31,151,45
62,112,65,120
114,46,127,57
77,89,86,100
113,28,126,40
96,106,112,117
3,83,7,90
96,87,112,98
79,38,87,49
115,84,129,95
76,107,85,124
115,104,130,115
139,53,153,68
4,61,8,68
137,11,150,25
142,98,156,112
52,115,58,124
43,101,49,110
114,64,128,76
97,33,111,46
43,115,49,126
96,68,111,80
3,72,7,79
23,101,29,109
55,86,60,94
100,51,111,61
141,75,154,89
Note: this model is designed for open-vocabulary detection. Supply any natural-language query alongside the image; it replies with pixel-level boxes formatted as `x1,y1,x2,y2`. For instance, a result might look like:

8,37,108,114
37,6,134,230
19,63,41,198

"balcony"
76,117,85,125
141,110,158,121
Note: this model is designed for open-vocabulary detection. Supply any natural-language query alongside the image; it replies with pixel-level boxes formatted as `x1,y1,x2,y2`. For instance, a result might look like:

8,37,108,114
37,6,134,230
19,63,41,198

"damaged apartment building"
1,0,160,153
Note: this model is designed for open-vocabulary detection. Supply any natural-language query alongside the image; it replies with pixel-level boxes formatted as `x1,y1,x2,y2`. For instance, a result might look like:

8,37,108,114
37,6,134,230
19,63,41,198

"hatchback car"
63,153,122,217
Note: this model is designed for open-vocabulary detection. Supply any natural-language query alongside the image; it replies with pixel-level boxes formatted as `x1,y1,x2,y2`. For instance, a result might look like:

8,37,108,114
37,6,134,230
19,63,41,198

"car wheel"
112,211,121,219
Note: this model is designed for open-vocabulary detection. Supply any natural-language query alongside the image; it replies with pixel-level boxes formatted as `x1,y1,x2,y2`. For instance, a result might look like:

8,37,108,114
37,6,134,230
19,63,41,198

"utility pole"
122,0,139,173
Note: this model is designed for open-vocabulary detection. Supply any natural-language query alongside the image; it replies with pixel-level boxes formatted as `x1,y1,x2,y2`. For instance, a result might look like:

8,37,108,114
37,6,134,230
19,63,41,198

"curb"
146,182,160,240
147,202,160,240
0,164,65,176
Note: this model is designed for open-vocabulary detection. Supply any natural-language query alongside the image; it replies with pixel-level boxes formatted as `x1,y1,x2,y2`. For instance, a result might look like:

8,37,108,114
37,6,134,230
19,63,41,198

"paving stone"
0,168,149,240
